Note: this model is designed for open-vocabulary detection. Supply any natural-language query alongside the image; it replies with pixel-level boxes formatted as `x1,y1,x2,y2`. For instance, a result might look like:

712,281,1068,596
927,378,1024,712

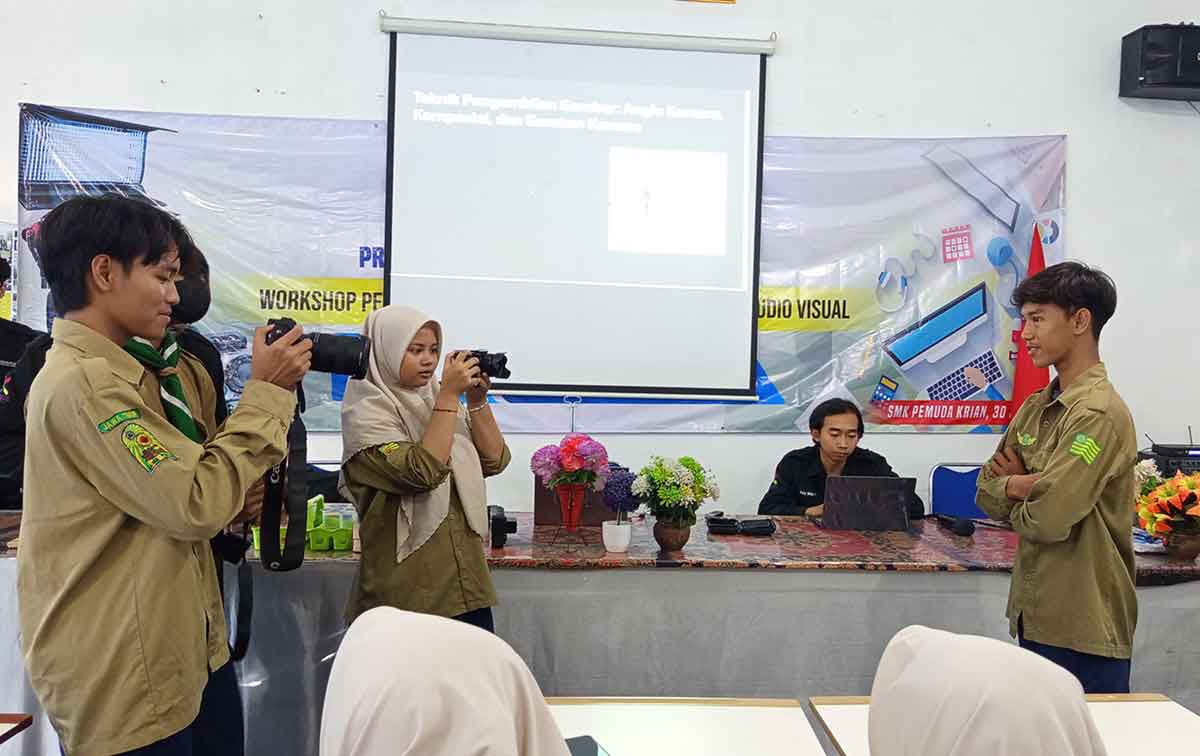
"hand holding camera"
251,323,313,389
440,351,482,397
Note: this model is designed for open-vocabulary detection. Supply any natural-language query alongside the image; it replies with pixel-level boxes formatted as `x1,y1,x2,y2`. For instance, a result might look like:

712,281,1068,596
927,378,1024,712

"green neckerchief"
123,332,202,443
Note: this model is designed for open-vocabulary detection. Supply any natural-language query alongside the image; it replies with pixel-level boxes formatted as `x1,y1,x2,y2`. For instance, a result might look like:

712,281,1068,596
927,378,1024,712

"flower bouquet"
1137,469,1200,561
531,434,610,530
599,464,640,552
632,456,719,551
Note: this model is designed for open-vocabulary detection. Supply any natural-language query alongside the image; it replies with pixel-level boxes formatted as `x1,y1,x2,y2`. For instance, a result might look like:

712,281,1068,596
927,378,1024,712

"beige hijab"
869,625,1107,756
320,607,571,756
339,305,487,563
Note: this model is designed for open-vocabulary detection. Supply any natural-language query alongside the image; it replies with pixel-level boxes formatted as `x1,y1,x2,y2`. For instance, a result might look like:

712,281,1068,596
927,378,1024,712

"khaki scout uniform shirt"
341,441,510,623
18,319,295,756
976,363,1138,659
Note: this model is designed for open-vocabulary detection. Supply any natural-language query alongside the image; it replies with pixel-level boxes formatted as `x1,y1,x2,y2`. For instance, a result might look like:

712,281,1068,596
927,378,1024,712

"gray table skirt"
3,559,1197,756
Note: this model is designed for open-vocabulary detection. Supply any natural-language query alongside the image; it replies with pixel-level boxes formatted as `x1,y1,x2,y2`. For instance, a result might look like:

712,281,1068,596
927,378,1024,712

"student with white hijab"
320,606,571,756
868,625,1108,756
340,305,509,632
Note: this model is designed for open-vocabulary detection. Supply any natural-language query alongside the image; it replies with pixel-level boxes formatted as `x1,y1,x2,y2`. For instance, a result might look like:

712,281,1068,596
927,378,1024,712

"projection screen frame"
382,26,769,400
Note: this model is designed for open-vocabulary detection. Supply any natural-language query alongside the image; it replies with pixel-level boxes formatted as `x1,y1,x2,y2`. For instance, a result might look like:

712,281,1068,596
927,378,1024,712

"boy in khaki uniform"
18,196,312,756
976,262,1137,694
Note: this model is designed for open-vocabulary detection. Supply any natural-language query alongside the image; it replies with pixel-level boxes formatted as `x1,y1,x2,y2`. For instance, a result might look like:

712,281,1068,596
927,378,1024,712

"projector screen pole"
379,15,777,56
563,396,583,433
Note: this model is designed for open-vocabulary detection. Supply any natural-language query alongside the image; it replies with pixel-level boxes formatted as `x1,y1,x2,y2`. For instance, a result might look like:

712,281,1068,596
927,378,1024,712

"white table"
810,694,1200,756
549,698,826,756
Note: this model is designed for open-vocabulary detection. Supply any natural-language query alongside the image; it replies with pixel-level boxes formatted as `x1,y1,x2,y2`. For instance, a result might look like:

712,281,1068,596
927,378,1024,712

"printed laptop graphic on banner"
883,283,1010,402
18,104,170,211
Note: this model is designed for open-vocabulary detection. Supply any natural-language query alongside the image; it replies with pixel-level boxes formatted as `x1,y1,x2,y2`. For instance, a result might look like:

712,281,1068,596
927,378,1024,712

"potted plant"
1137,470,1200,562
531,434,610,531
632,455,719,552
600,464,639,553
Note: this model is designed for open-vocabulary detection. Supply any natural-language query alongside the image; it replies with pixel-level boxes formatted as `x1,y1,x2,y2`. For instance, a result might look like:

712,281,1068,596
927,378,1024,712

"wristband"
468,403,489,413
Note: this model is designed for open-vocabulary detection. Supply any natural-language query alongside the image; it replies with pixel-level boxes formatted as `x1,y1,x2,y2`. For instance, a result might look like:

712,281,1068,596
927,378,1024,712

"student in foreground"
976,262,1137,693
320,607,570,756
869,625,1107,756
18,195,312,755
758,398,923,518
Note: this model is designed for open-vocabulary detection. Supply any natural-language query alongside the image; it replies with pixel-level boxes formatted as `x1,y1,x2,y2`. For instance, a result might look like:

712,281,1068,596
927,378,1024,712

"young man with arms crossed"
976,262,1137,694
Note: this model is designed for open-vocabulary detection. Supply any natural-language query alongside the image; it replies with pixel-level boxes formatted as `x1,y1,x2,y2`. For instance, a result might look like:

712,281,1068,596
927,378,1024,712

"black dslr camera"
469,350,511,380
488,505,518,547
266,317,371,379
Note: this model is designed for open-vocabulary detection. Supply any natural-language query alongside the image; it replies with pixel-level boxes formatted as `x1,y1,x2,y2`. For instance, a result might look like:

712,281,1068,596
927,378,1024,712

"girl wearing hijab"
320,607,570,756
340,305,509,632
868,625,1108,756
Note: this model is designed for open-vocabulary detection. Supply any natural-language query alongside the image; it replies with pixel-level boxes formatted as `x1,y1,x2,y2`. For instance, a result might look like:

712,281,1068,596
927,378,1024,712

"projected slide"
387,34,764,396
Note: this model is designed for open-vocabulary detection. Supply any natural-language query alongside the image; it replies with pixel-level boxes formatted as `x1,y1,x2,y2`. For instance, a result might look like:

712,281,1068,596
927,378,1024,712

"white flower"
631,475,650,497
707,478,721,501
1134,459,1161,488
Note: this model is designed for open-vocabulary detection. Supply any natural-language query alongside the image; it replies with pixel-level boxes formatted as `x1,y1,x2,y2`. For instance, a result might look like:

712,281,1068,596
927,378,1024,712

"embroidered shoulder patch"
0,375,11,404
98,408,141,433
379,442,401,456
1069,433,1102,465
121,422,177,473
1017,432,1037,447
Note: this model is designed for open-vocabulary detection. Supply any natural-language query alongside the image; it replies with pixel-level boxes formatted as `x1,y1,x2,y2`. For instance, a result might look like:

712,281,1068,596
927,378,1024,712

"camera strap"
260,387,309,572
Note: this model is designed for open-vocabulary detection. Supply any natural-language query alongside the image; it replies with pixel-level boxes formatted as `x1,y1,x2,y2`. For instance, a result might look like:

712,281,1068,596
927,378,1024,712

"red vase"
555,484,586,530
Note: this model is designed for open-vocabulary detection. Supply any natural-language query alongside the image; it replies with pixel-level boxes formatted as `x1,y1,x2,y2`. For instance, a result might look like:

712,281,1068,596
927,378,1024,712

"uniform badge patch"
0,375,11,404
121,422,176,473
1017,432,1037,447
1069,433,1102,465
98,408,141,433
379,442,401,455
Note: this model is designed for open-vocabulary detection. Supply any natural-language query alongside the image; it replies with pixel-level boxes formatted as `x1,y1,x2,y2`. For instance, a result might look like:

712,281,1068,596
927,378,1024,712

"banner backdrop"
492,135,1066,434
15,104,385,430
13,105,1063,433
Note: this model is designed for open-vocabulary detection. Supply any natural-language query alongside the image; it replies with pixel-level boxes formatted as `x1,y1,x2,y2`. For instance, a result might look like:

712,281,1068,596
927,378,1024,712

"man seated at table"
757,398,923,518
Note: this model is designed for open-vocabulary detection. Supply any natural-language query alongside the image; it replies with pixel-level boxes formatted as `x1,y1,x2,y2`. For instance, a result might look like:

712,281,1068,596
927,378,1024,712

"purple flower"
575,438,609,473
530,445,563,484
602,468,640,513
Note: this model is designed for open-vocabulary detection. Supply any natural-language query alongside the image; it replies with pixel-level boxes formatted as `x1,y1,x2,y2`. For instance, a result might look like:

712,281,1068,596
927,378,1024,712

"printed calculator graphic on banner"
941,225,974,263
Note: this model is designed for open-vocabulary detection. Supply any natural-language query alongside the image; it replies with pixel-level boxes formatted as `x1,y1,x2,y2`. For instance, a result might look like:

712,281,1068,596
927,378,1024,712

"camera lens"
266,318,371,378
309,333,371,379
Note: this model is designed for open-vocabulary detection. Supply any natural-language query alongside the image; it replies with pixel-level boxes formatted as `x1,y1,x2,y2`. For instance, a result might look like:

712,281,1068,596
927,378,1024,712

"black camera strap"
260,387,309,572
230,524,254,660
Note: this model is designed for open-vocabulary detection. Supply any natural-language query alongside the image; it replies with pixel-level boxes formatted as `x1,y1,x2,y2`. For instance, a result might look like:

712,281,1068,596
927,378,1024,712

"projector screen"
385,32,765,398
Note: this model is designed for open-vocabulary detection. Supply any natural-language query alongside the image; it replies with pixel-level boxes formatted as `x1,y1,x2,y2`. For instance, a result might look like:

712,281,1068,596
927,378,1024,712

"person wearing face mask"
757,398,923,518
339,305,509,633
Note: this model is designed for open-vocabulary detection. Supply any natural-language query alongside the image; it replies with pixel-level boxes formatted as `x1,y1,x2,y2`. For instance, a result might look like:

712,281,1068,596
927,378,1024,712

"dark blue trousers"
104,662,243,756
454,606,495,634
1018,618,1131,694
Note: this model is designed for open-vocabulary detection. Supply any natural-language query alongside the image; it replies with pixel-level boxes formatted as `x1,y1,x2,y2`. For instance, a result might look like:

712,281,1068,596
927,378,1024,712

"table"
4,512,1199,756
809,694,1200,756
549,697,825,756
0,714,34,747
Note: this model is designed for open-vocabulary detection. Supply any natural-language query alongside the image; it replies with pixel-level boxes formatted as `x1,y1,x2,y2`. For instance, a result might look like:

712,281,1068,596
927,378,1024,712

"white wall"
4,0,1198,512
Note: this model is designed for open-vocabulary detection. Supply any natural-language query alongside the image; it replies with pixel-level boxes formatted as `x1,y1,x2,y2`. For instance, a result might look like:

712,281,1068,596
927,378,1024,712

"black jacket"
0,333,51,509
757,445,924,518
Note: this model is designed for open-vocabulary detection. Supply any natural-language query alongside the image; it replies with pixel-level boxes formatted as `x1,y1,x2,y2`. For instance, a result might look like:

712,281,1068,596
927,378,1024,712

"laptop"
566,735,611,756
821,476,916,531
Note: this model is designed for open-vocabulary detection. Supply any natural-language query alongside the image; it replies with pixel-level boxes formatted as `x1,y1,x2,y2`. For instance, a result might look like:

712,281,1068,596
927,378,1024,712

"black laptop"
821,476,916,531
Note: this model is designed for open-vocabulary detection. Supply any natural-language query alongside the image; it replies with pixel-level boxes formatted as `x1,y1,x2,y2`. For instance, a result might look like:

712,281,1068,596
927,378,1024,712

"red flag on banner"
1009,224,1051,416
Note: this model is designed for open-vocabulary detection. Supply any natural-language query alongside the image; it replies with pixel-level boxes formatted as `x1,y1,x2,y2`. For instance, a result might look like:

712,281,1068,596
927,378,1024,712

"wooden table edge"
808,693,1170,706
0,714,34,746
